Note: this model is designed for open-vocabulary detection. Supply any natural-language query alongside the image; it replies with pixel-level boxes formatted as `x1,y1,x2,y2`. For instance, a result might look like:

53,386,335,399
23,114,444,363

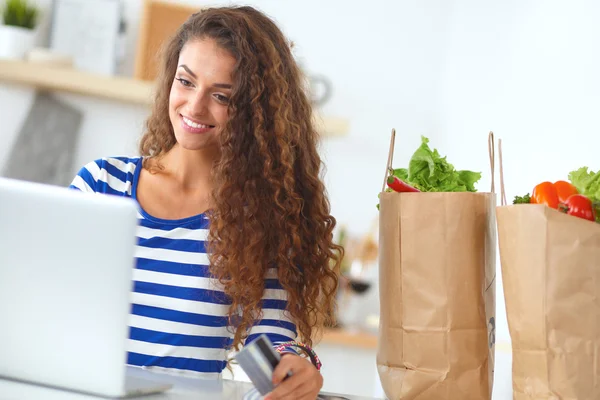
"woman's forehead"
178,38,236,82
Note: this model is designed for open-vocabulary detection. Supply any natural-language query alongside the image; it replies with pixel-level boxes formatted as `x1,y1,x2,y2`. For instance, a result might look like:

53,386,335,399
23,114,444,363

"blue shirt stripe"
246,333,295,346
76,167,97,190
138,216,210,230
265,279,284,290
136,258,212,277
133,281,232,305
131,304,229,327
254,319,297,333
130,327,231,349
261,299,288,310
102,161,132,184
127,352,226,374
137,237,207,253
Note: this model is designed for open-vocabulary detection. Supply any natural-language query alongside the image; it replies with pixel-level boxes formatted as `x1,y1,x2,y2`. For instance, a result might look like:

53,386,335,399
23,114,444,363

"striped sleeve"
69,160,100,193
68,157,136,196
245,268,298,348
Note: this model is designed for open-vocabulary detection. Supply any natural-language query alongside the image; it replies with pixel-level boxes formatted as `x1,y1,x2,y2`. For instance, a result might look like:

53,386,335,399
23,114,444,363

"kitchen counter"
0,365,381,400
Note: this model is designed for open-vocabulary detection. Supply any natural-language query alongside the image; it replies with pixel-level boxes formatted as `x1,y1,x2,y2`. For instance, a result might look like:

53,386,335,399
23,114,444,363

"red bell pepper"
387,176,420,193
531,181,578,209
559,194,596,222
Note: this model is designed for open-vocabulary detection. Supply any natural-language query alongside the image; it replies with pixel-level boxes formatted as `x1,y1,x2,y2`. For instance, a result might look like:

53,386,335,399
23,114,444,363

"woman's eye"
214,94,230,103
175,78,192,87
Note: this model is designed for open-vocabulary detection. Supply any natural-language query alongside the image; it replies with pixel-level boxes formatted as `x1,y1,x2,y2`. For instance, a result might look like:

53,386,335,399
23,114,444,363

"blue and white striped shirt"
69,156,297,377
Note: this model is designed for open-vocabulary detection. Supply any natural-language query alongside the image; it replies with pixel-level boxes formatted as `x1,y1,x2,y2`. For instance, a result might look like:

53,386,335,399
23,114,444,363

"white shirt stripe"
134,246,211,266
84,160,101,179
265,269,278,279
128,339,228,361
130,292,230,317
129,314,230,338
70,175,93,193
96,167,131,194
106,157,137,173
136,226,209,241
247,325,297,340
263,289,288,301
132,269,286,302
133,268,221,291
259,309,293,323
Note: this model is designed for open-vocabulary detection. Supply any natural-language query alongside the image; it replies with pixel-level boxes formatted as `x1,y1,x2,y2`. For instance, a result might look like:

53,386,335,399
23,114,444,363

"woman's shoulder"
70,156,142,195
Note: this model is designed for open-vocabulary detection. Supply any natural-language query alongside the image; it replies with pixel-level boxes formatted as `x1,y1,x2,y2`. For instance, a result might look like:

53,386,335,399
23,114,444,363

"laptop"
0,177,172,398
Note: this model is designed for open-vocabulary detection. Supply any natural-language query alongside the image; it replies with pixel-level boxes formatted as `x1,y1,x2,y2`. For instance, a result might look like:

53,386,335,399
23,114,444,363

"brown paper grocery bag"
496,140,600,400
377,130,496,400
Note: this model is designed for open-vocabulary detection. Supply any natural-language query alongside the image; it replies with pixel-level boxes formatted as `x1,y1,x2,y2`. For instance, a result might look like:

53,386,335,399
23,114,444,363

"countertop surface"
0,365,381,400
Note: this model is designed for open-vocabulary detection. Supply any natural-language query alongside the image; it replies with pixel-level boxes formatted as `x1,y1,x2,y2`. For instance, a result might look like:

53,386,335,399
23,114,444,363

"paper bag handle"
382,129,498,195
498,138,507,206
381,128,396,193
488,131,495,194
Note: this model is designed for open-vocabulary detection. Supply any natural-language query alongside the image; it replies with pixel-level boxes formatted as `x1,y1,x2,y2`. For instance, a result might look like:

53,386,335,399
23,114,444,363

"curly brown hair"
138,6,343,350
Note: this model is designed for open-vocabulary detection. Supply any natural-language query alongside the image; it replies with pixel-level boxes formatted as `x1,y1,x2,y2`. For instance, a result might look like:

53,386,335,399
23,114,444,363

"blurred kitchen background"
2,0,600,398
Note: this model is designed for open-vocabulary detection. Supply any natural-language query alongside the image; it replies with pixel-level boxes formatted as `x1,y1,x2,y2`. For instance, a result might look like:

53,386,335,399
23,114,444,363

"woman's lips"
181,115,215,134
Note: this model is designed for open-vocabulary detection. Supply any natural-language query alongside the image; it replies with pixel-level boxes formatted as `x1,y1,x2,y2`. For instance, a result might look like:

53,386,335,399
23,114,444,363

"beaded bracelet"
274,341,322,372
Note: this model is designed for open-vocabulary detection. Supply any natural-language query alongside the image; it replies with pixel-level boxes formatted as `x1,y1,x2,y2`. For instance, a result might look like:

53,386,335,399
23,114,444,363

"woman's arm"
245,267,298,346
244,268,323,400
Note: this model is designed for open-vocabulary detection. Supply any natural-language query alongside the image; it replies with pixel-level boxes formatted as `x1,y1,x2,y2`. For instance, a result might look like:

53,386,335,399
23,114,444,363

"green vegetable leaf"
568,167,600,202
377,135,482,209
457,170,482,192
392,168,408,181
513,193,531,204
393,136,481,192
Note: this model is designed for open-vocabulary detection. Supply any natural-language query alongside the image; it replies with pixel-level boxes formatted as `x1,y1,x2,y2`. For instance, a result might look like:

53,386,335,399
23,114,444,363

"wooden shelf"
0,59,348,137
0,59,154,105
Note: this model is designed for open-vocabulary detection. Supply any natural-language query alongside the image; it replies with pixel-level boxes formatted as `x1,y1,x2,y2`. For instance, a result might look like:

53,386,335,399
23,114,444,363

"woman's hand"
265,353,323,400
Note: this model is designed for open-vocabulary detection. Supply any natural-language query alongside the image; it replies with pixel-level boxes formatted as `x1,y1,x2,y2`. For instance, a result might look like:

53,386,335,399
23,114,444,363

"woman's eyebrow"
178,64,197,78
178,65,232,89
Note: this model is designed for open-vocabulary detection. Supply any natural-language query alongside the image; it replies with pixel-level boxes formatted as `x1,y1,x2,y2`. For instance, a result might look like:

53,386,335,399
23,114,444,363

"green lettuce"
568,167,600,202
391,136,481,192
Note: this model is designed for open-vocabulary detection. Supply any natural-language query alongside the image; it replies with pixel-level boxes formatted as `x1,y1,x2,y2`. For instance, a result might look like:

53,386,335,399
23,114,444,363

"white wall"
436,0,600,348
438,0,600,196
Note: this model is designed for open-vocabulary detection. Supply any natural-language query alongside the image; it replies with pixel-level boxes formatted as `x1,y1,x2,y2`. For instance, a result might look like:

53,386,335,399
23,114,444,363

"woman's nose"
188,92,209,116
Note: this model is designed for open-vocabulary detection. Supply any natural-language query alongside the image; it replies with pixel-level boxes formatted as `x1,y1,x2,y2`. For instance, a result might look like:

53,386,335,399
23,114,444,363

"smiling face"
168,38,236,152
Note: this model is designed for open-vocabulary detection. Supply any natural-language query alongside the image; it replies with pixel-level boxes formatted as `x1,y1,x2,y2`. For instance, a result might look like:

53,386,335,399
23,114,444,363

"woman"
69,5,343,400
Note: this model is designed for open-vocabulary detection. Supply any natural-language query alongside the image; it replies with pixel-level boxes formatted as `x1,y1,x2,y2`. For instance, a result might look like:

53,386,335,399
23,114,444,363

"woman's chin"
174,134,220,153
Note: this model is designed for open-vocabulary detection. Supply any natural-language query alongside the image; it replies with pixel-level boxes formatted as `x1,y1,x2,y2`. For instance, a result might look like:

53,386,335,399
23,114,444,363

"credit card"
234,334,281,395
236,335,351,400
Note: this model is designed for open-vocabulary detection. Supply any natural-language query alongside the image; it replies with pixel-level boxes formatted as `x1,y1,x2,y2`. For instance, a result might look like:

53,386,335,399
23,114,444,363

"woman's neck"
159,144,219,191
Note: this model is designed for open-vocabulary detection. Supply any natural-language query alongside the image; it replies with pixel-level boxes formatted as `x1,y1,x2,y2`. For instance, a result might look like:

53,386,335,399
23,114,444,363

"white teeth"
183,117,211,129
